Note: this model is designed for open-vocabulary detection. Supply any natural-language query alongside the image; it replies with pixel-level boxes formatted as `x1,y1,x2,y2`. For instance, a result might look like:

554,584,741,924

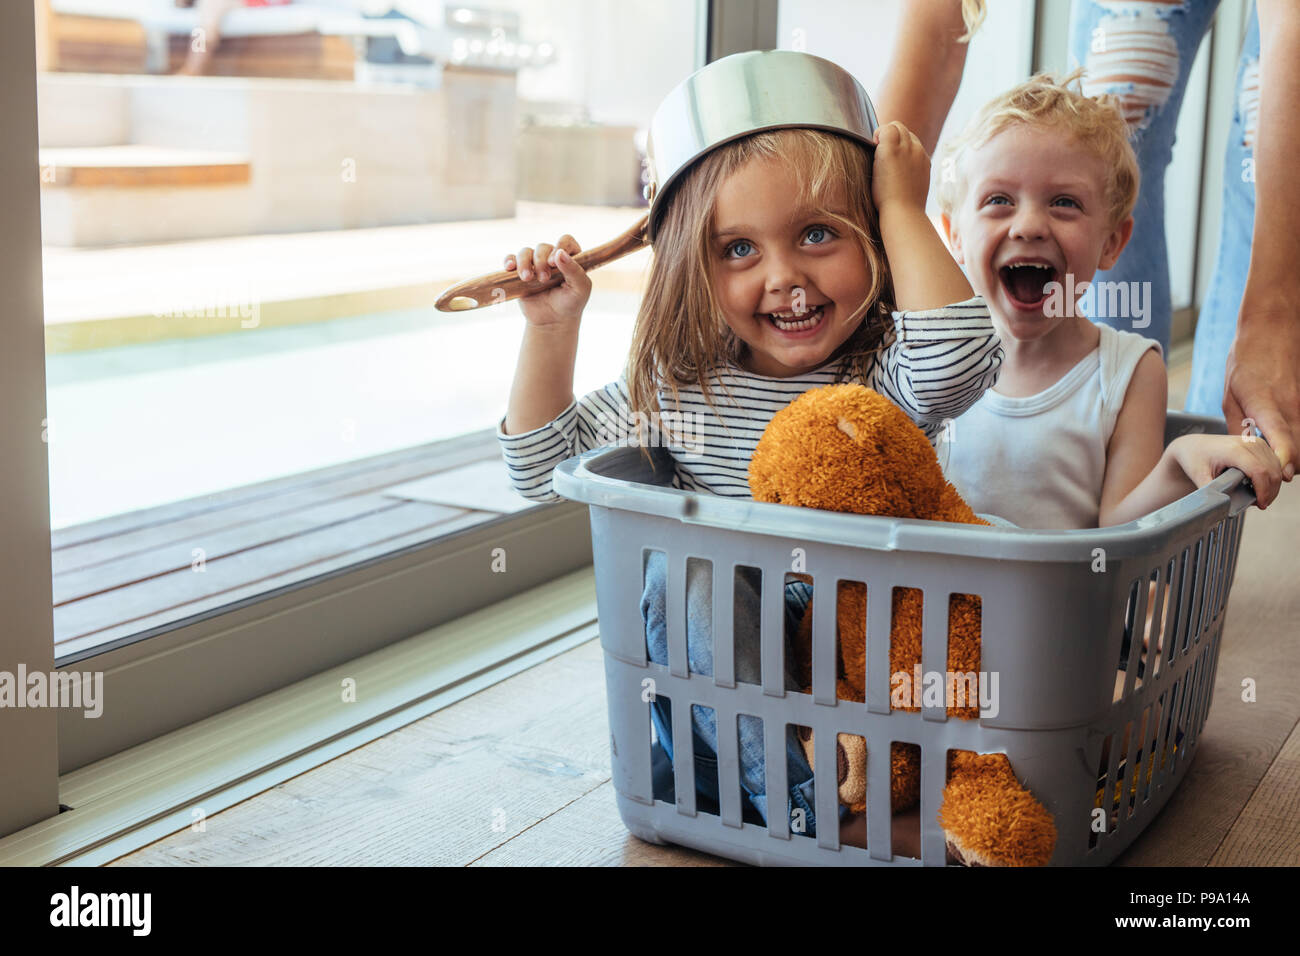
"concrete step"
39,144,252,188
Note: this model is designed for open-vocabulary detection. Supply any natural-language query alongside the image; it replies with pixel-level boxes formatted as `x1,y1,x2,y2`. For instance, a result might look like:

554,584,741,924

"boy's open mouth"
998,262,1059,307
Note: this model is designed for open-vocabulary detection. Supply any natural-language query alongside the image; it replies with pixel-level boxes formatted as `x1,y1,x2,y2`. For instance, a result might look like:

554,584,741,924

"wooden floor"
107,357,1300,866
52,429,513,661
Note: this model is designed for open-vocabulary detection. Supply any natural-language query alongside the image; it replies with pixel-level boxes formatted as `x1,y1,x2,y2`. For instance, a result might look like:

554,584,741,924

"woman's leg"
1185,6,1261,419
1068,0,1222,356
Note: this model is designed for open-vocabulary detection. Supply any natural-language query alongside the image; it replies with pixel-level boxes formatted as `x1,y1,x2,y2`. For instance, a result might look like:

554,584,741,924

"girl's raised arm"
496,235,651,503
872,121,974,312
502,236,592,435
870,298,1001,437
863,123,1000,436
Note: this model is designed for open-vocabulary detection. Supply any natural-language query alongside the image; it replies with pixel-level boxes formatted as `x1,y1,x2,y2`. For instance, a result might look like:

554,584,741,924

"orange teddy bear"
748,383,1057,866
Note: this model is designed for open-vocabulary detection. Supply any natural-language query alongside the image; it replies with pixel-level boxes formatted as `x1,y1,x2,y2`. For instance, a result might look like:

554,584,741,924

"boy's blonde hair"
625,127,896,464
936,71,1139,228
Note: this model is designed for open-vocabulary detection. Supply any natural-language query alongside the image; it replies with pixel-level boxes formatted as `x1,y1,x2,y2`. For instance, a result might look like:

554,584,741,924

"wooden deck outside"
52,428,515,661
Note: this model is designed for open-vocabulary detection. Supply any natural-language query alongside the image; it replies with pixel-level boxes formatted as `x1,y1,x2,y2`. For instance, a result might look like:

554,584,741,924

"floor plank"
1210,715,1300,865
470,781,734,867
112,639,616,866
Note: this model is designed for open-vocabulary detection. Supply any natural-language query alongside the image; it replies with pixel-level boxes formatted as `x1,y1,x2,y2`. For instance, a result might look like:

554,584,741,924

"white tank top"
944,325,1161,529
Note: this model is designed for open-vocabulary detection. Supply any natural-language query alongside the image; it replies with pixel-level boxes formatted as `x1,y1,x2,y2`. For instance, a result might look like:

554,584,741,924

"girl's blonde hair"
625,127,896,463
936,69,1140,228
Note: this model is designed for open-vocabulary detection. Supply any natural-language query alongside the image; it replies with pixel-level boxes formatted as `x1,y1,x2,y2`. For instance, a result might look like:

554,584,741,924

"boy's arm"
873,121,974,312
1102,454,1194,528
1100,349,1286,525
1104,432,1287,527
1098,351,1168,527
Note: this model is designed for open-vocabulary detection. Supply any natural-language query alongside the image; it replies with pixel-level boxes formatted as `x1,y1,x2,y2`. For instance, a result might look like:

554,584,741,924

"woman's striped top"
497,297,1000,502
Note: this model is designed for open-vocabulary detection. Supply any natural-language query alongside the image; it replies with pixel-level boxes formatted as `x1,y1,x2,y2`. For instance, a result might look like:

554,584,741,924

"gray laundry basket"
552,411,1253,866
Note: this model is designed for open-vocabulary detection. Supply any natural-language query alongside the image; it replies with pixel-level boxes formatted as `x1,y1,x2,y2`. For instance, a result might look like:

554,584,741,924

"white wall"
503,0,700,129
776,0,1034,224
775,0,1036,151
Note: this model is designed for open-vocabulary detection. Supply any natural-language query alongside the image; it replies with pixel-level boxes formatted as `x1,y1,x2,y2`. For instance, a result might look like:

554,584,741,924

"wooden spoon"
435,213,650,312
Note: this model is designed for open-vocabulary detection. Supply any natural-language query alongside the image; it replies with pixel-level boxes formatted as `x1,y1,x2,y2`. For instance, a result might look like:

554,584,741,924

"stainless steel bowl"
644,49,879,242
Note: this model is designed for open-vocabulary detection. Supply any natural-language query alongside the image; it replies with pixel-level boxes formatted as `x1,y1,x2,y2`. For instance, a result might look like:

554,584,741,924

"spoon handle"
435,213,650,312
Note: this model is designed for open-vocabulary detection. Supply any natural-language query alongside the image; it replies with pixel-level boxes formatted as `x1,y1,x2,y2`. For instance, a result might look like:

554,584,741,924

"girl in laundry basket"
494,50,1002,839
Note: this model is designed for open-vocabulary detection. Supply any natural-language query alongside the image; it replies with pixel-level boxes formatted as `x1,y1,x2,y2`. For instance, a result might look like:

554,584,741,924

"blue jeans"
1068,0,1259,417
640,551,842,836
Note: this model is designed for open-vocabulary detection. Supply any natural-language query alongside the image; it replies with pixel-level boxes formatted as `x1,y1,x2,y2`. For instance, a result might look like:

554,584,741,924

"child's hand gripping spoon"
435,213,650,312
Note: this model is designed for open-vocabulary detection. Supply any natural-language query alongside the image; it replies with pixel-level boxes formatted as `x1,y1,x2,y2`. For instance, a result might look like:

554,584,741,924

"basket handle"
1222,467,1256,516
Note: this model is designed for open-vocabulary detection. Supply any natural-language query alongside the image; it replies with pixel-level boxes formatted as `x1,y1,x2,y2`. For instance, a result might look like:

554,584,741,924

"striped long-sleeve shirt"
497,296,1001,502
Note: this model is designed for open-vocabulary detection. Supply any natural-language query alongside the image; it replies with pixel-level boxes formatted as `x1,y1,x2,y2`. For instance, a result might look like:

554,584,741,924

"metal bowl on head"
644,49,880,243
435,50,880,312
